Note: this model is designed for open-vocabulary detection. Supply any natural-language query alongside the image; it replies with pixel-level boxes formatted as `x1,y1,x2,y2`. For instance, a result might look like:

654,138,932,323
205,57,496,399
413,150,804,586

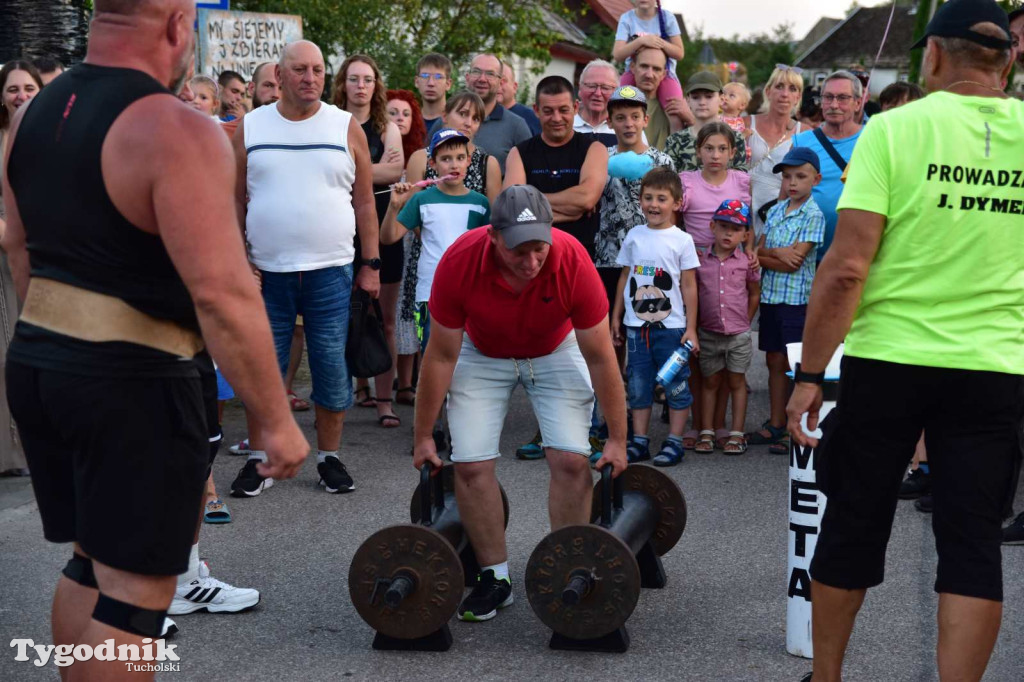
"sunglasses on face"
418,73,447,81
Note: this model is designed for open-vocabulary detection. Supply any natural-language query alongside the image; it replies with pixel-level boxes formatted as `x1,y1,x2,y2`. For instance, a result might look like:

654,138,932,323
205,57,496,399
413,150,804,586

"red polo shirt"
429,228,608,358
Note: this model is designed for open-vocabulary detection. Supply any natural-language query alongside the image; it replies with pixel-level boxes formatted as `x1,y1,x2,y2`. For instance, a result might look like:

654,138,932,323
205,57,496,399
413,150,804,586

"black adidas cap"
492,185,554,248
911,0,1012,50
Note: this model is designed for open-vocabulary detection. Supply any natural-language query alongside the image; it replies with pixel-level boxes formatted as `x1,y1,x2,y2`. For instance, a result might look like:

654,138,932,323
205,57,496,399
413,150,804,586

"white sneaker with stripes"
168,561,260,615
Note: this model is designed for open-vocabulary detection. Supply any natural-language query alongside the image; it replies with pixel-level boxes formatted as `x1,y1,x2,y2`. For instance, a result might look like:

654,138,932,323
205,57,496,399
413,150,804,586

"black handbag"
346,289,392,378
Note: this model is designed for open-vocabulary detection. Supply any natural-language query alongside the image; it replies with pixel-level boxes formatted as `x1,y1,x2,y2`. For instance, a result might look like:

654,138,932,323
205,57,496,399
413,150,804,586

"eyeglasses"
775,64,804,75
417,73,448,81
580,83,616,93
346,76,375,85
821,94,854,104
468,67,501,80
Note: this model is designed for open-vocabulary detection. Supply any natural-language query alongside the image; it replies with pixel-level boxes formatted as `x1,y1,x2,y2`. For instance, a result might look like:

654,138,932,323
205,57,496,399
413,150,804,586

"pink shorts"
620,70,683,108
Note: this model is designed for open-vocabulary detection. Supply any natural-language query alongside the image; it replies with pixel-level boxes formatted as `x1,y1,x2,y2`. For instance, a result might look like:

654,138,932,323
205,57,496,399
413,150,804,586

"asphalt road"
1,348,1021,681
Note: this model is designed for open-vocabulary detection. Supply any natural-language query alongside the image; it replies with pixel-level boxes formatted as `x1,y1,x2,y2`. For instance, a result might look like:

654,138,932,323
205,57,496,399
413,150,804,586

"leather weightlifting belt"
20,278,204,359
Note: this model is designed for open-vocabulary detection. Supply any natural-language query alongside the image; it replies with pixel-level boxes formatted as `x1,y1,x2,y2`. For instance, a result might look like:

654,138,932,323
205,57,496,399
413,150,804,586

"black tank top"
515,132,601,258
361,119,391,225
7,64,200,377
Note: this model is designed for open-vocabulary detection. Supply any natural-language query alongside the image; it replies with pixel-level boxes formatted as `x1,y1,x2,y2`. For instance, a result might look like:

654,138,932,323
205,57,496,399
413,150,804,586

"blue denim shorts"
215,367,235,401
626,326,693,410
260,265,353,412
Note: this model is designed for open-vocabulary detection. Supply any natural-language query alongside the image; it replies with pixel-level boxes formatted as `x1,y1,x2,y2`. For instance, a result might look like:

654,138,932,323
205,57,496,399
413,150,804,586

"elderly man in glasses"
453,52,532,173
790,70,864,263
572,59,623,146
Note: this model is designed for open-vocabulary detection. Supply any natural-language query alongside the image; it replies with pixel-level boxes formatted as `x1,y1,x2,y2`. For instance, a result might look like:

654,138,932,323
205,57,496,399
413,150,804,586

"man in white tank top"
230,40,380,497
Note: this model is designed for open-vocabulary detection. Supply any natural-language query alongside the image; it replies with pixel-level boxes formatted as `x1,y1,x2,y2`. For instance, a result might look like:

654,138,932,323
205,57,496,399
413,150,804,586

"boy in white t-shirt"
382,128,491,350
611,167,700,467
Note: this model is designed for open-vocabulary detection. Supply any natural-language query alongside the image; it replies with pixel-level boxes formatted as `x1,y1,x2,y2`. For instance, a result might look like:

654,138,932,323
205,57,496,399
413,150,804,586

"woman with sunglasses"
745,64,807,239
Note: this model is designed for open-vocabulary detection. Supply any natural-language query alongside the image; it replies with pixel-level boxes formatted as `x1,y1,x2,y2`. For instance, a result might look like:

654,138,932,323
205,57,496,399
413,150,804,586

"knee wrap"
92,593,167,638
62,553,98,589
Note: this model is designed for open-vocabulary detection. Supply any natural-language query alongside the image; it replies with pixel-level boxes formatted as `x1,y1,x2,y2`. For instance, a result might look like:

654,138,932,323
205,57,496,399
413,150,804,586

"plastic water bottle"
656,340,695,386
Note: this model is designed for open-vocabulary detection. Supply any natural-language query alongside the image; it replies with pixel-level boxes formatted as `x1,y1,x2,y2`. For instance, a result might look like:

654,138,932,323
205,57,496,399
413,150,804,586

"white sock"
247,450,267,463
483,562,509,582
177,543,200,586
317,450,338,464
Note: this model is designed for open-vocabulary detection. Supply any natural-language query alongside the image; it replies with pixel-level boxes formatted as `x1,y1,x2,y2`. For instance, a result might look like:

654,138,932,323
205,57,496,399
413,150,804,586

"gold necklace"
944,80,1007,96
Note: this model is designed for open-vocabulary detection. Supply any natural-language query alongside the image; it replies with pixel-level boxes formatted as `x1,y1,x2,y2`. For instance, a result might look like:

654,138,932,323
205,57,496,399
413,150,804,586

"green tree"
678,23,795,91
233,0,580,91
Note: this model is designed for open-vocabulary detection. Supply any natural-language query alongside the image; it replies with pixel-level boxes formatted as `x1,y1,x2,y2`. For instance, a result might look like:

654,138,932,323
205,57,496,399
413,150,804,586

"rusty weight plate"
525,524,641,640
591,465,687,555
409,464,511,529
348,524,464,639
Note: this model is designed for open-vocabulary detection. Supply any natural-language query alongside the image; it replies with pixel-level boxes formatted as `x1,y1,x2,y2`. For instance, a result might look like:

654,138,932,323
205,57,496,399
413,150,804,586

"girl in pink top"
680,122,751,254
678,122,754,450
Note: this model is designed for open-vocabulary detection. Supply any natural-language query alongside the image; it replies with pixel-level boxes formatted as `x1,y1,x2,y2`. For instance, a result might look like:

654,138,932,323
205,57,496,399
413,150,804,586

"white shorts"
447,332,595,462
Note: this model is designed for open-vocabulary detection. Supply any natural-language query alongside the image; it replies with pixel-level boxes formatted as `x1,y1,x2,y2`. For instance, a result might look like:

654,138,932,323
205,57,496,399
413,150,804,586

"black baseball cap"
911,0,1012,50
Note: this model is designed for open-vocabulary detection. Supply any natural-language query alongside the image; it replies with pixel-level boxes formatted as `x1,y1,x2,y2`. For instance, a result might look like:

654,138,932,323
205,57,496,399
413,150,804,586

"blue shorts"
260,265,353,412
758,303,807,353
626,326,693,410
215,367,235,401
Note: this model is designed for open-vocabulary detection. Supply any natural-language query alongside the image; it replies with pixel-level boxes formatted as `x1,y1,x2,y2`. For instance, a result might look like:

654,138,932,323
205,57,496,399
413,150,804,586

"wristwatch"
362,257,382,271
794,363,825,385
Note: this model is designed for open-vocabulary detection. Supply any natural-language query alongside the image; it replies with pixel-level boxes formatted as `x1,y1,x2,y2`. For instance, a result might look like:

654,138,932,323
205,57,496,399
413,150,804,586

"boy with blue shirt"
611,167,700,467
382,129,491,350
749,147,825,452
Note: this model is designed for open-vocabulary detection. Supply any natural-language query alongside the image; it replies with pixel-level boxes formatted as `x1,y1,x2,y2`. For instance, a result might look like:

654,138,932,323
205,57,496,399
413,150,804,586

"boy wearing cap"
749,147,824,452
381,129,491,351
597,85,674,307
665,71,748,173
695,200,760,454
414,185,627,622
611,167,700,467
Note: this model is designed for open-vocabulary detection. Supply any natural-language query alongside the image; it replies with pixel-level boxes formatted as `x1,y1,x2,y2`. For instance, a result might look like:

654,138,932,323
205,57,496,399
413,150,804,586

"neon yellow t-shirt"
837,92,1024,375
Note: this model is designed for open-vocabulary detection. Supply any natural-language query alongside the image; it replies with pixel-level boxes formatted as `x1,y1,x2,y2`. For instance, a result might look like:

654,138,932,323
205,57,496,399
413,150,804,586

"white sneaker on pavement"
168,560,260,615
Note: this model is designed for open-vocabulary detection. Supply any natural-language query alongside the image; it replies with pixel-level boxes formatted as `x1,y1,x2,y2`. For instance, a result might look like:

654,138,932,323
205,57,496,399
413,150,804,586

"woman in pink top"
680,122,751,255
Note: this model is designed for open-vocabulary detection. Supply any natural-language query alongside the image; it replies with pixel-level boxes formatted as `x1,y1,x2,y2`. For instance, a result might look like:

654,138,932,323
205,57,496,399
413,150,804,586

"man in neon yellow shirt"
786,1,1023,680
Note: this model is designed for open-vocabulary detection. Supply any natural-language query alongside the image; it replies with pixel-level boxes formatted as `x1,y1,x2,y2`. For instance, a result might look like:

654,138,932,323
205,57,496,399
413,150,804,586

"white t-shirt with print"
616,225,699,329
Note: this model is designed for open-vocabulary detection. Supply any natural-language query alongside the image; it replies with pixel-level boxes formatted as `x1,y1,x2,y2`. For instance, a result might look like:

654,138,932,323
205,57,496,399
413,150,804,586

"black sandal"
354,385,375,408
375,399,401,428
395,386,416,406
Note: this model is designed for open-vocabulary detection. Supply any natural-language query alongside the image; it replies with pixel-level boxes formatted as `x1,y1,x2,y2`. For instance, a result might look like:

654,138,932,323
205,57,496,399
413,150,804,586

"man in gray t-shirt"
428,53,531,173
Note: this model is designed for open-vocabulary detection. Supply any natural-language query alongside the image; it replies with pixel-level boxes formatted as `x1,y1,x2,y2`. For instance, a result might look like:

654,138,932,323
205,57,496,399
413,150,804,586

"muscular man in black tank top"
503,75,608,260
1,2,307,676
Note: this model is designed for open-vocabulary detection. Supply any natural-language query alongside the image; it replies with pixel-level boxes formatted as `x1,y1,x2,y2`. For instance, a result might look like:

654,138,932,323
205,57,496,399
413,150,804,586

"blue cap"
772,147,820,174
428,128,469,158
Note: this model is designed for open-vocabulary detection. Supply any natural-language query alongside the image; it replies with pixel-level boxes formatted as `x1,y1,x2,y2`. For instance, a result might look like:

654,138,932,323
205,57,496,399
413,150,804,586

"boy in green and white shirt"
382,128,490,348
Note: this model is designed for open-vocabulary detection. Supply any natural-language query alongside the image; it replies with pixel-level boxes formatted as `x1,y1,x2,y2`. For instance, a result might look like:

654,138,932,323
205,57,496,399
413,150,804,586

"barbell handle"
600,465,612,527
419,464,433,526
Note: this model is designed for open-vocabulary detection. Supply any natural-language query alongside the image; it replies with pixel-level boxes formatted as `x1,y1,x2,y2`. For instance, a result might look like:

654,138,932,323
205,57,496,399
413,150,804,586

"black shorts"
811,356,1024,601
757,303,806,353
195,351,222,469
597,266,622,313
7,361,209,576
380,238,404,285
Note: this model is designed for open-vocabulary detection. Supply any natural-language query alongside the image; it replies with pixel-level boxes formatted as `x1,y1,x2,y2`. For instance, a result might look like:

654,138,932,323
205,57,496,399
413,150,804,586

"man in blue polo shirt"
791,70,863,263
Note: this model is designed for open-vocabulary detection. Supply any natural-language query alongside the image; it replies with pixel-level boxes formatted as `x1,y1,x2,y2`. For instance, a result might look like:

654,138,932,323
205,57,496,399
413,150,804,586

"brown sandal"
354,386,375,408
395,386,416,406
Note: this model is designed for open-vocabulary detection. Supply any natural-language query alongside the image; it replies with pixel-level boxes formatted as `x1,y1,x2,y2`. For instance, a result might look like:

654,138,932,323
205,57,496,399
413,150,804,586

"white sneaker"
228,438,251,456
168,561,261,615
161,617,178,638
